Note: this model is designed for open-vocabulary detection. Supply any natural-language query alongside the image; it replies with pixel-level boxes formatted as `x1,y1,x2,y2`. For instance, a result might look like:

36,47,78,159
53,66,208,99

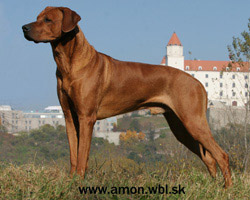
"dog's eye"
44,18,52,23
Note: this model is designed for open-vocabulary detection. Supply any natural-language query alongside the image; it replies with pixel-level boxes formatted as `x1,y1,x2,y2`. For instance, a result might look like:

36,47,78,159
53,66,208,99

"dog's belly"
96,93,173,120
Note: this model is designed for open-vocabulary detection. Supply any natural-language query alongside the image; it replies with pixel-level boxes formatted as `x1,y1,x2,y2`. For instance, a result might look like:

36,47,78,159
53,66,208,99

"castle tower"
166,32,184,70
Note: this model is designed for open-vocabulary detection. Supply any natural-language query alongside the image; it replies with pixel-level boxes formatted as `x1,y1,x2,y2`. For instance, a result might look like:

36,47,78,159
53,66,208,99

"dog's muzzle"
22,24,35,42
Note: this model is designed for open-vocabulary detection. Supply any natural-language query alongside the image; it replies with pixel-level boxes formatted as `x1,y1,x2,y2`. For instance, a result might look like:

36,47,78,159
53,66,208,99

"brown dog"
22,7,232,187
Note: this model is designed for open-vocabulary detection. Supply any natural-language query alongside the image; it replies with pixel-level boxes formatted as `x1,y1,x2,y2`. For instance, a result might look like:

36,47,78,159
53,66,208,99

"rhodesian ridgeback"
22,7,232,187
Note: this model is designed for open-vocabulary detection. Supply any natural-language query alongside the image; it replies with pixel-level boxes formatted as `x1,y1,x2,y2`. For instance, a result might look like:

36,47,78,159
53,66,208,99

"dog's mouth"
23,33,50,44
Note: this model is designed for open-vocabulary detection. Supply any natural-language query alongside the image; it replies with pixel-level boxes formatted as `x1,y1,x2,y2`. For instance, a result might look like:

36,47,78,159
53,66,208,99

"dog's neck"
51,26,96,77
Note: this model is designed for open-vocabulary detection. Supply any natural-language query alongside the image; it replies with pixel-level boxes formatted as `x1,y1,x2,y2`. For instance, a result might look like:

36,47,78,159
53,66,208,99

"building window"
220,91,223,96
198,66,202,70
220,83,223,87
232,91,236,96
226,67,230,71
205,82,208,87
232,82,235,88
232,74,235,79
245,75,248,79
245,83,248,88
245,92,248,97
213,66,217,71
205,74,208,78
186,66,190,70
236,67,240,71
220,74,223,78
192,74,195,77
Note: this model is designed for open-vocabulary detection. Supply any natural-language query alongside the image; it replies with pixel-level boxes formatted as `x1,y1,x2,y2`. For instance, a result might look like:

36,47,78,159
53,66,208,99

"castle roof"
167,32,182,46
160,56,250,72
161,56,166,65
184,60,249,72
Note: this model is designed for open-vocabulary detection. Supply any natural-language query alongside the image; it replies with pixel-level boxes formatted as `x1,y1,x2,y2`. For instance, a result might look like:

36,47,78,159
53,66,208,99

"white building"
0,105,118,135
161,32,250,107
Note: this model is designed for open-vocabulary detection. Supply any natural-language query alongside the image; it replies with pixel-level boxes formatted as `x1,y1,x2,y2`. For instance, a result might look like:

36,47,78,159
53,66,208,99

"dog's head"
22,7,81,43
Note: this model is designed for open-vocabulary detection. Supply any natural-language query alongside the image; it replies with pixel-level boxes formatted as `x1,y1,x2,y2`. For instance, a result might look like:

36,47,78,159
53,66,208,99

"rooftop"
167,32,182,46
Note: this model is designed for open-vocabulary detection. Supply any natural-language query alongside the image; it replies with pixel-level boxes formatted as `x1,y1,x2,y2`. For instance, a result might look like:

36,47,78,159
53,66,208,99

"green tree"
129,119,141,132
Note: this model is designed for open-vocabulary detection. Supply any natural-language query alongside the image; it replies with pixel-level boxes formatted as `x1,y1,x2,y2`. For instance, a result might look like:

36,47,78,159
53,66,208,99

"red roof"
167,32,182,46
184,60,249,72
161,56,166,65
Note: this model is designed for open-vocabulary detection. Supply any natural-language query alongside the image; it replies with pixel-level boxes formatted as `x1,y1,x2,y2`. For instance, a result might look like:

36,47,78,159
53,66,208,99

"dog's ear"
60,7,81,33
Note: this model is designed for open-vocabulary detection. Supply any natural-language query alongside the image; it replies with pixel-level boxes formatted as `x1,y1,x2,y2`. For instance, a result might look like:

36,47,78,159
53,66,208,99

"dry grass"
0,158,249,200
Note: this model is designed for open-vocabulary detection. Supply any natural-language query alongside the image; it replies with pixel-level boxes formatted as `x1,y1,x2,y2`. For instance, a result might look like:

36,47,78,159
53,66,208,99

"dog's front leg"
57,78,79,176
76,114,96,177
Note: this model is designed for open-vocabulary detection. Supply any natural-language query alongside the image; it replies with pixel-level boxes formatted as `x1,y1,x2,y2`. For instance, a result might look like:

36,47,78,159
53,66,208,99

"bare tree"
227,18,250,173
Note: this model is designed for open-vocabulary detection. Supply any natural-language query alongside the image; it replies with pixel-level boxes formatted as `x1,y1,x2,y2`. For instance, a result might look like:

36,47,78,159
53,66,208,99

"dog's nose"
22,25,31,32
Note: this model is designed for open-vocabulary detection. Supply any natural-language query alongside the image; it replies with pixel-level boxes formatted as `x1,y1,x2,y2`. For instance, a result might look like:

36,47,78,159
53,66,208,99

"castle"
161,32,250,107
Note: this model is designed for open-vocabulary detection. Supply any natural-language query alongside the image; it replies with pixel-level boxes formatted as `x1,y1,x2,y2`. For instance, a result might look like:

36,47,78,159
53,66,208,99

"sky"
0,0,250,110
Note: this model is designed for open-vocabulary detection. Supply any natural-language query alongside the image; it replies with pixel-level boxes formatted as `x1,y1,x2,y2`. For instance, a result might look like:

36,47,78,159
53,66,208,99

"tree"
227,18,250,173
129,119,141,132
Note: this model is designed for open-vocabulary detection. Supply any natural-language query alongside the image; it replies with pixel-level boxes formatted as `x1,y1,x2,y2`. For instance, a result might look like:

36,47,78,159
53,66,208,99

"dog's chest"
60,77,73,96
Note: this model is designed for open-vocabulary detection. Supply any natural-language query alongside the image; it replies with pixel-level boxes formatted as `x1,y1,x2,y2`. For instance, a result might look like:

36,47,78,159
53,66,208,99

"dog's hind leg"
182,115,232,188
163,111,217,178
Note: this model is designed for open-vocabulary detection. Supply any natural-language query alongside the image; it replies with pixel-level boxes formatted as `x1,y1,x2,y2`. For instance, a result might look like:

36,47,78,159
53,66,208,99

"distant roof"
161,56,166,65
167,32,182,46
45,106,62,111
184,60,250,72
0,105,12,111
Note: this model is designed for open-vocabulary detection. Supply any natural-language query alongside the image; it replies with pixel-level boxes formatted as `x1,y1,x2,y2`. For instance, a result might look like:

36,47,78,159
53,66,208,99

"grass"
0,158,249,200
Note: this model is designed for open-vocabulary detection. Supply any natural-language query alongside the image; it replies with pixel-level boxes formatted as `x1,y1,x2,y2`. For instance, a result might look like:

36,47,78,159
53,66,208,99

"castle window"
232,82,235,88
220,74,223,78
213,66,217,71
236,67,240,71
198,66,202,70
245,92,248,97
205,74,208,78
205,82,208,87
192,74,195,77
220,91,223,96
186,66,190,70
220,83,223,87
245,83,248,88
232,74,235,79
232,92,236,96
245,75,248,79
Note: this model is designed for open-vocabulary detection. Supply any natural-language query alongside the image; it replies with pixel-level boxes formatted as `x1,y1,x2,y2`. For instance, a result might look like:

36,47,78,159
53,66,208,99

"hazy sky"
0,0,249,110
